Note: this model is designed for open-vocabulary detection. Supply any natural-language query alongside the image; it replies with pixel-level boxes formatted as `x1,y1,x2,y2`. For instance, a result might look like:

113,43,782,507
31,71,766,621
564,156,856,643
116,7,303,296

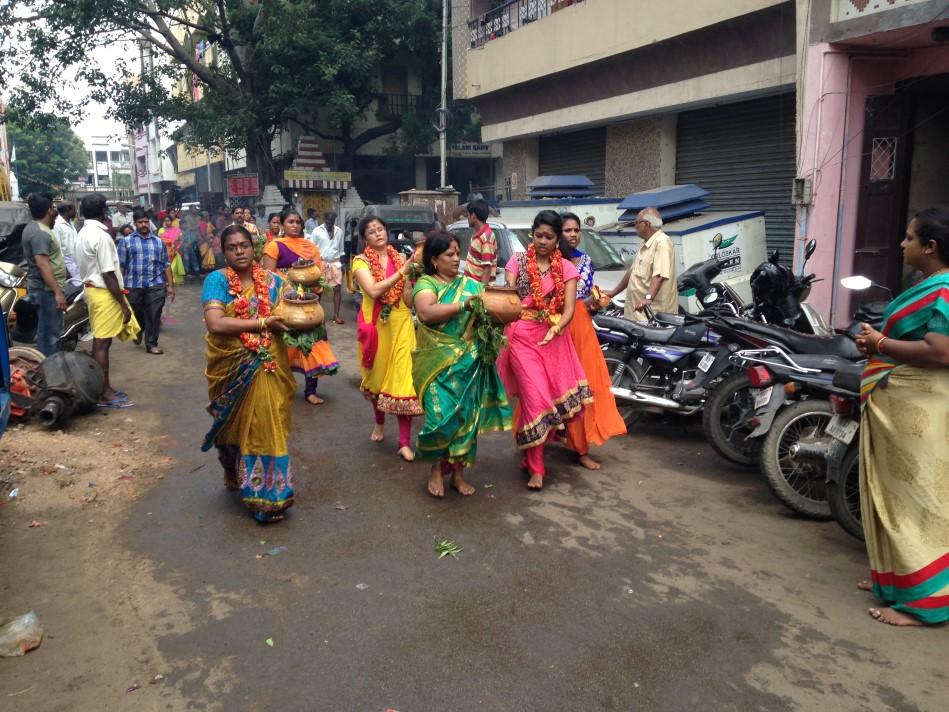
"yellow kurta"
352,255,423,415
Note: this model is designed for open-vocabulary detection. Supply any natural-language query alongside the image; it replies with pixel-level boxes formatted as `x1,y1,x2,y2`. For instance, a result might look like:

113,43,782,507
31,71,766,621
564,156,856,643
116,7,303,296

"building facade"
455,0,949,323
798,0,949,323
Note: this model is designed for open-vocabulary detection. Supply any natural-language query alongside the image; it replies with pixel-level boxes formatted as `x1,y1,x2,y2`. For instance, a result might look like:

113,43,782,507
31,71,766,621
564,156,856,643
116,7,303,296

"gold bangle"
877,336,888,355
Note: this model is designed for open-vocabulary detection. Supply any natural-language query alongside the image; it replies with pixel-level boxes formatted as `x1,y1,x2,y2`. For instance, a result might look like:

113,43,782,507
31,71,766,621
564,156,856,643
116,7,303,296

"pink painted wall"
797,42,949,325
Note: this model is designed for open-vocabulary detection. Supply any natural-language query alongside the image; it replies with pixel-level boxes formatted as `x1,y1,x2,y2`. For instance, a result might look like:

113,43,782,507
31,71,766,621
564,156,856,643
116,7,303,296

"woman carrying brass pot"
412,231,512,498
262,210,339,405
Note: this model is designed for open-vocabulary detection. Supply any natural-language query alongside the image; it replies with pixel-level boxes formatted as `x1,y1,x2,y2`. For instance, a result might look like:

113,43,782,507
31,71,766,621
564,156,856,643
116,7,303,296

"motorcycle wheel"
602,347,647,428
702,372,759,467
759,399,834,520
827,445,864,540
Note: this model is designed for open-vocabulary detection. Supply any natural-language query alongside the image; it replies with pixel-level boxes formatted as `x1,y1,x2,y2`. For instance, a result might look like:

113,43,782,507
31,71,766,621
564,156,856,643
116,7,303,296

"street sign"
227,174,259,197
284,170,352,182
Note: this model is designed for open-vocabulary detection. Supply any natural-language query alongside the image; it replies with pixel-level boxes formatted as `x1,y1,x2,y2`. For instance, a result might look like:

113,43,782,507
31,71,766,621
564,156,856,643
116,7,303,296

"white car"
445,219,628,295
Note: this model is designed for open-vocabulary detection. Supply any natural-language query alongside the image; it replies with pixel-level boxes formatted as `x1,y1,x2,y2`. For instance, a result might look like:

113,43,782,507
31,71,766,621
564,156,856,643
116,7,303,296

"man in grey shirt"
22,192,68,355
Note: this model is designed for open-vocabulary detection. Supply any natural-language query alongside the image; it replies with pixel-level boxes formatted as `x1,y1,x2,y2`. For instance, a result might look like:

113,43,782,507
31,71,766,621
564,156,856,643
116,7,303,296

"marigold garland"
525,244,565,324
225,264,276,372
363,244,406,322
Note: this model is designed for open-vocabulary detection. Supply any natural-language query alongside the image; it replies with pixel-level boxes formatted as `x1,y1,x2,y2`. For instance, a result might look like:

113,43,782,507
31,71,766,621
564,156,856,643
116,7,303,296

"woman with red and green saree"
202,226,296,523
855,207,949,626
412,231,512,498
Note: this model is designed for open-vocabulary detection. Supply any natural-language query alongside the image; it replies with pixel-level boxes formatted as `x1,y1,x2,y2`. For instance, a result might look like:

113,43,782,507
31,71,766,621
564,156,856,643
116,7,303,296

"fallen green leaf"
265,638,274,648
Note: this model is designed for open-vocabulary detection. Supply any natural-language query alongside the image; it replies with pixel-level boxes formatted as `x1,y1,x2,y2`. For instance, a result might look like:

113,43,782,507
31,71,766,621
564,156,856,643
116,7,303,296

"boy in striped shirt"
463,198,497,284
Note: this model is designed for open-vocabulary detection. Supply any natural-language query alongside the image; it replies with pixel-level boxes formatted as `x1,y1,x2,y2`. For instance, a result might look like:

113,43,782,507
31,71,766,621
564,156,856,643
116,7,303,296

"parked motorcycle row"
0,261,91,351
594,237,886,541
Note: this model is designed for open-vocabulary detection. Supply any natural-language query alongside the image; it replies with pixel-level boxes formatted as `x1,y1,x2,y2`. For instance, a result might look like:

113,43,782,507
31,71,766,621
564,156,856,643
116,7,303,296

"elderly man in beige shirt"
607,207,678,320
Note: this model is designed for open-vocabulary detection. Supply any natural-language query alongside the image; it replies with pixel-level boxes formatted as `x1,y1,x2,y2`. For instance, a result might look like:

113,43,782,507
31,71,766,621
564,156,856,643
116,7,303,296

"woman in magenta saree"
496,210,592,489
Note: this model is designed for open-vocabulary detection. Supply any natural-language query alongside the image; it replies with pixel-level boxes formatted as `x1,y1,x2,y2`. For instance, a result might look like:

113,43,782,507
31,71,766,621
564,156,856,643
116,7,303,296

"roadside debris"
256,546,287,559
28,520,47,528
8,488,18,499
434,538,462,559
265,638,274,648
126,684,141,693
0,611,43,657
355,583,369,590
149,674,165,684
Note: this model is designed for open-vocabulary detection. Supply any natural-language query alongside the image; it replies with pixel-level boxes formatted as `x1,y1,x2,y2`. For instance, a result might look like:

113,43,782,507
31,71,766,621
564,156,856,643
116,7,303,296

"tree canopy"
5,110,89,197
0,1,443,185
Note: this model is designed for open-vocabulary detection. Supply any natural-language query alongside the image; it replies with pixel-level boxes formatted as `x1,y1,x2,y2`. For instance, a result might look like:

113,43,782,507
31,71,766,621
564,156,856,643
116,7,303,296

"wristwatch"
645,294,653,301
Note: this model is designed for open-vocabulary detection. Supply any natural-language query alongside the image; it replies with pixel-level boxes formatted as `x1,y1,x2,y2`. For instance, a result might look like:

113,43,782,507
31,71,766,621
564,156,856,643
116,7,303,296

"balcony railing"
376,93,422,117
468,0,582,49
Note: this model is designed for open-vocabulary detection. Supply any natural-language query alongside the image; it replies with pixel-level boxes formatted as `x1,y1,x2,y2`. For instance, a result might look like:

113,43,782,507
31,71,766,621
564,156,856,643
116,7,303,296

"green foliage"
4,109,89,196
0,1,444,178
466,296,507,365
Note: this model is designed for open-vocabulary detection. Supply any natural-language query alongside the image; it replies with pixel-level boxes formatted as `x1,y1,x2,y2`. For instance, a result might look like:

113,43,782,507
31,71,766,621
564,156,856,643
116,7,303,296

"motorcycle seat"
792,354,856,371
593,315,647,341
728,318,863,360
669,321,708,347
832,363,864,394
654,312,685,327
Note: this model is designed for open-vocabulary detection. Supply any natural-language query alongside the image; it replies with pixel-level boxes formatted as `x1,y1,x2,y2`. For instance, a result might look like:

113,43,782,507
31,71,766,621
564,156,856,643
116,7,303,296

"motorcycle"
0,261,91,351
749,240,830,335
824,364,864,540
725,345,862,519
700,273,888,467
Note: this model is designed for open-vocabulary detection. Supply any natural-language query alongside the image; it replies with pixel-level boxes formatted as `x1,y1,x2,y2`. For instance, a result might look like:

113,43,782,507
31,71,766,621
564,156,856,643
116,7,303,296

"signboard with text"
227,173,259,197
284,170,352,182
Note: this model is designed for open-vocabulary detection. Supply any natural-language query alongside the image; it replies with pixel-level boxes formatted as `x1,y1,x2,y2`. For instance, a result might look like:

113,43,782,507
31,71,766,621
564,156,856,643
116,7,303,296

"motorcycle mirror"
840,275,873,291
769,250,780,264
711,233,723,249
804,239,817,262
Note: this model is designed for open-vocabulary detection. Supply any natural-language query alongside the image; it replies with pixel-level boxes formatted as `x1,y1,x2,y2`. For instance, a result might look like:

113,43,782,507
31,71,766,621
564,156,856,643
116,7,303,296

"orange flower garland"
225,264,276,372
363,244,406,322
525,244,565,324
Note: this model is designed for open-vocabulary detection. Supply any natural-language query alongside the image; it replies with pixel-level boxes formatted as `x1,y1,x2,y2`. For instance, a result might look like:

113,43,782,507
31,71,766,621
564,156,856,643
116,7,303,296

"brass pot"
286,259,322,286
481,285,523,325
274,294,324,331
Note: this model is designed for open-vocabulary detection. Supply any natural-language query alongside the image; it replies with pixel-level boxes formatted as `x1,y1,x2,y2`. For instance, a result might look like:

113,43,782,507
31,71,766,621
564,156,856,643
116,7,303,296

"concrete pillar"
415,157,428,190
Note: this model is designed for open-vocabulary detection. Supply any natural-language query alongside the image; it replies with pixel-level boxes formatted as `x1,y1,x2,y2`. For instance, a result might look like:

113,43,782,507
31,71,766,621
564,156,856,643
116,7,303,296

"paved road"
3,281,946,710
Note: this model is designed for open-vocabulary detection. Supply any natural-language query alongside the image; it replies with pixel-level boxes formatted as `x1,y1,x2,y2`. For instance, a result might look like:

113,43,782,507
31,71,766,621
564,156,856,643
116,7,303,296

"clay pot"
273,293,324,330
481,285,523,325
286,259,322,286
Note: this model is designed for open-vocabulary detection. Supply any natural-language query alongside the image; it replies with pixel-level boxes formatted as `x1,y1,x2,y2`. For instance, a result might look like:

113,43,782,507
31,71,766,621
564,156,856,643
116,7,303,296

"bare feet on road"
370,424,385,442
427,465,445,498
398,446,415,462
450,470,475,496
578,454,601,470
869,607,923,626
527,473,543,490
857,580,873,592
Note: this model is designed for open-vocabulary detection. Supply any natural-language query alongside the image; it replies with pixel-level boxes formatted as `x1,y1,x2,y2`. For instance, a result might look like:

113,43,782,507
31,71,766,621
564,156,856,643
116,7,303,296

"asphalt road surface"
2,281,946,711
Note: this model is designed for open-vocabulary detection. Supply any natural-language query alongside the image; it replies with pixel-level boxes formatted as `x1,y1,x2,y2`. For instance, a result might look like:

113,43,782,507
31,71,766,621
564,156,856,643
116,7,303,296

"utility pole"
439,0,448,189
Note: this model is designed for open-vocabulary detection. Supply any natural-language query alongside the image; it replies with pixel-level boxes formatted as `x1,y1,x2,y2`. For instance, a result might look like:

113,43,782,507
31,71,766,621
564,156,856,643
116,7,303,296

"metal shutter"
538,127,607,195
676,93,796,261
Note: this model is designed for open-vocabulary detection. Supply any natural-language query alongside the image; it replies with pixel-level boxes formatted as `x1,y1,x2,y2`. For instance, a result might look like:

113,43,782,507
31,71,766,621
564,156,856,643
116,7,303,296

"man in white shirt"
53,202,81,282
76,193,140,407
309,211,345,324
112,203,133,231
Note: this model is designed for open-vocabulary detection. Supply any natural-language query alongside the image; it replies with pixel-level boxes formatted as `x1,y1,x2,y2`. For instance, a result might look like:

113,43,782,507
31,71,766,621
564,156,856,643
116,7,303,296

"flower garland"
363,244,406,322
525,244,565,325
225,264,276,372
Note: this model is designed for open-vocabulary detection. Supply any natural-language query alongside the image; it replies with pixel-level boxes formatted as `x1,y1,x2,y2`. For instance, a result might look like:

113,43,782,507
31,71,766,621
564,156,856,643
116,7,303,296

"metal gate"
539,127,607,195
676,93,796,260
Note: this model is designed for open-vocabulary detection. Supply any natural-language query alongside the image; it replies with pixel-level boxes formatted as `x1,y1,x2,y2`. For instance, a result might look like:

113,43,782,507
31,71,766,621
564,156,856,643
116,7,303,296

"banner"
227,174,259,197
284,170,352,182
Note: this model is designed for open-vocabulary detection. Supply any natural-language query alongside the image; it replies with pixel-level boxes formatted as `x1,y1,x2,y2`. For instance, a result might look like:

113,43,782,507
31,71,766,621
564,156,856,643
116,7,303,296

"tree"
5,110,89,197
0,1,443,186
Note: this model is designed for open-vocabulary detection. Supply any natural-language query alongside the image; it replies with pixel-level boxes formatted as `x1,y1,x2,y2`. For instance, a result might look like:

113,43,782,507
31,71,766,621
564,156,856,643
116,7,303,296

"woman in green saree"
412,231,513,498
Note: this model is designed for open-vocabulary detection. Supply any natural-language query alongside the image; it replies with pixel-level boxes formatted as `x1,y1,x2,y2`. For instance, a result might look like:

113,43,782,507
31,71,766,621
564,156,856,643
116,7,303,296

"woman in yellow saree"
855,207,949,626
201,226,296,523
412,232,512,497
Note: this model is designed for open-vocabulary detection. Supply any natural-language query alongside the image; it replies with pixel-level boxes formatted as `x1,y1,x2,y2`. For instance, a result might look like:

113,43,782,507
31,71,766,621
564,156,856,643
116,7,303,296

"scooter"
0,261,91,351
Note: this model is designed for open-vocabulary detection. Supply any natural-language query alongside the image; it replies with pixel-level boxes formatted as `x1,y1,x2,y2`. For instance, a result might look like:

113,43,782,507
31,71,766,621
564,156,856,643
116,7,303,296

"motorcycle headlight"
702,290,719,305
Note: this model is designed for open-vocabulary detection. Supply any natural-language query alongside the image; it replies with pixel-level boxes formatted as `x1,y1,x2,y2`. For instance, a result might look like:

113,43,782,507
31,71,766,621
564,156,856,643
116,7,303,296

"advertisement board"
227,174,259,197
